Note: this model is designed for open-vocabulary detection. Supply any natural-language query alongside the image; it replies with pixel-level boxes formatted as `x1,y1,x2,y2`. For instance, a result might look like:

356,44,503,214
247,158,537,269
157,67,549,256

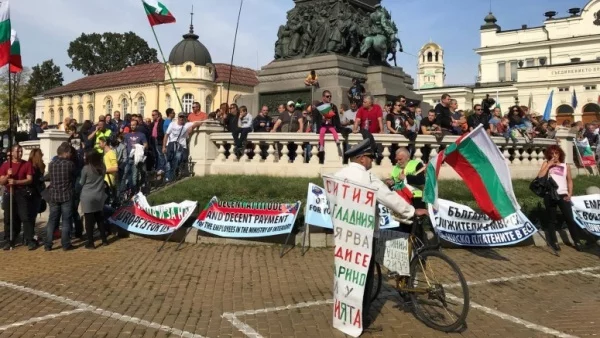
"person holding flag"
315,90,341,154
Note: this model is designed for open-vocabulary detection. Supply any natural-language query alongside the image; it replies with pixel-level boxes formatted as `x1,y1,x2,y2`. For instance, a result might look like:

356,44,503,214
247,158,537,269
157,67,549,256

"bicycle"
371,212,470,332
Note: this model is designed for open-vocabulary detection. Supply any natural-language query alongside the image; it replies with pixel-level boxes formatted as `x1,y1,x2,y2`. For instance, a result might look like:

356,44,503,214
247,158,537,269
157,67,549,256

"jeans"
166,145,188,182
544,194,583,244
120,159,144,194
2,189,34,245
45,200,73,249
152,139,165,172
232,128,251,155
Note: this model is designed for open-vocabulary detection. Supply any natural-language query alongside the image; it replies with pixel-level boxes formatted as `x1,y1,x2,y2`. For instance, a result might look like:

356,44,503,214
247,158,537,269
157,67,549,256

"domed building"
36,23,258,125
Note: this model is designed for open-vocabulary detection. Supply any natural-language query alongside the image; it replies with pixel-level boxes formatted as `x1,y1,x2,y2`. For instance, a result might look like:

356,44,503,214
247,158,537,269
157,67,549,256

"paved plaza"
0,224,597,338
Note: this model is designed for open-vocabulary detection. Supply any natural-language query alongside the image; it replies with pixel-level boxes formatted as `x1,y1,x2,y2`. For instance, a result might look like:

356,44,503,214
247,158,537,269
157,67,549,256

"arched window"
205,95,213,112
435,52,439,62
182,93,194,113
58,108,64,123
166,94,171,109
106,99,113,115
556,104,574,115
78,106,84,122
89,105,95,123
68,107,73,118
49,109,55,125
427,52,432,62
582,103,600,114
138,96,145,116
121,98,129,115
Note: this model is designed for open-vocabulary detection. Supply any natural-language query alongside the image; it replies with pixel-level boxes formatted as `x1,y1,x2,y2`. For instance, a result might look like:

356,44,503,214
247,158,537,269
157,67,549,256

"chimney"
521,24,528,29
568,8,581,16
544,11,557,20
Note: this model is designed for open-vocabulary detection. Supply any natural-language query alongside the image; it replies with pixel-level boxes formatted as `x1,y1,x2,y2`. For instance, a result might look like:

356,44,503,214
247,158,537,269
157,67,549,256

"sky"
11,0,591,86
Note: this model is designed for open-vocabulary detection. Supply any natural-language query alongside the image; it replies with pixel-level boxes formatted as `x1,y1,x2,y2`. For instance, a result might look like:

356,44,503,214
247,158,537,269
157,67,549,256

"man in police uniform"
335,138,424,329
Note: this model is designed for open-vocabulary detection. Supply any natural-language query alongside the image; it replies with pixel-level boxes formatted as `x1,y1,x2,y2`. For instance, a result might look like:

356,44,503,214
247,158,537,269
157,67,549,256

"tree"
28,59,64,96
67,32,159,76
0,69,33,131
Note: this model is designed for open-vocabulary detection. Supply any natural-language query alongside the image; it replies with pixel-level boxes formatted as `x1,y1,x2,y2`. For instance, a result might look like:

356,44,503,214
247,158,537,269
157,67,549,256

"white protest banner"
192,197,301,237
375,230,410,276
571,194,600,236
305,183,399,230
109,193,197,236
428,199,537,246
323,175,376,338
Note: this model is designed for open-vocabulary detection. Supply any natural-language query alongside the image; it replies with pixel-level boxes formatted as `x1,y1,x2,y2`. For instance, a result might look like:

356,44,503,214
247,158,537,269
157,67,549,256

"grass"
149,175,600,225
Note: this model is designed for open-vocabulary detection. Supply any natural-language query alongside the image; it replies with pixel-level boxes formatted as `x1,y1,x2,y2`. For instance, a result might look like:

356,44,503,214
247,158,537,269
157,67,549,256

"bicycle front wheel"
408,250,469,332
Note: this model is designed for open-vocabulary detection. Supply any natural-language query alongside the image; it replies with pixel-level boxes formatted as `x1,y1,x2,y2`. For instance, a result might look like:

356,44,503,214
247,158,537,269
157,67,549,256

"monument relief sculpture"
274,0,403,66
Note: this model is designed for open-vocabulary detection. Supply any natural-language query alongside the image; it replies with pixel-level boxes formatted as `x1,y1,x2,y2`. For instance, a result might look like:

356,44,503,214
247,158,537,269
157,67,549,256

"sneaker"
28,242,39,251
156,170,165,176
85,244,96,250
3,242,13,251
62,245,75,251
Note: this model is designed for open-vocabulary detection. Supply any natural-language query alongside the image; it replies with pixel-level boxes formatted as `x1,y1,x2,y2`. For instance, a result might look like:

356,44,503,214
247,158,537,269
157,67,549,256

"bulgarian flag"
423,150,445,210
0,0,11,68
317,103,335,119
9,29,21,73
142,0,176,26
424,125,520,220
393,180,414,204
575,138,596,167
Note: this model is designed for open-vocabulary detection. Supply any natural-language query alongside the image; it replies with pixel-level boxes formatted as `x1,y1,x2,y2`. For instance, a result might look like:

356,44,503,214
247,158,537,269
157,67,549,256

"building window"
585,85,597,90
525,59,534,67
78,106,84,122
138,97,145,116
498,62,506,81
205,95,213,112
106,99,113,115
186,65,192,72
435,52,439,62
427,52,432,62
182,93,194,113
68,107,73,118
510,61,518,81
558,87,570,92
58,108,64,123
121,98,129,115
49,109,55,125
166,94,171,109
89,105,95,122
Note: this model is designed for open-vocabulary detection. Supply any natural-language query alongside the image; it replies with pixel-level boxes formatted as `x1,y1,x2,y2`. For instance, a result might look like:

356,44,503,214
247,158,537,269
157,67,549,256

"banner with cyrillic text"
323,175,376,338
192,197,301,237
375,230,410,276
571,194,600,236
428,199,537,246
109,193,197,236
305,183,399,230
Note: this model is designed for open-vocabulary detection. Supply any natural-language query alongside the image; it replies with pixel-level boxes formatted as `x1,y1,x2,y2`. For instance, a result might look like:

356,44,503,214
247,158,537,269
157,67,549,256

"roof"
214,64,259,87
168,32,213,66
43,63,165,96
42,63,258,97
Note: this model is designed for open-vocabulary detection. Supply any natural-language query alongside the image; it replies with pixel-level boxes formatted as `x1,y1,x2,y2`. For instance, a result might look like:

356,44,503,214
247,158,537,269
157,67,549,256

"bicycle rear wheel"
370,262,382,302
408,250,469,332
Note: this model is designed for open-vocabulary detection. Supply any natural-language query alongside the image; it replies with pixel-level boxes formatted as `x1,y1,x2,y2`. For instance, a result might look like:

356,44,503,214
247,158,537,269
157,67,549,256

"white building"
417,0,600,125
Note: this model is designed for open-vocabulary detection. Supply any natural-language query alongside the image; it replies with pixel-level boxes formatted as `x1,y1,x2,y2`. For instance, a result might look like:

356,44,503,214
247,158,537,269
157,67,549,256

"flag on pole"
575,138,596,167
527,92,533,112
571,89,578,110
424,125,520,220
0,0,11,68
317,102,335,119
9,29,21,73
142,0,176,26
542,90,554,121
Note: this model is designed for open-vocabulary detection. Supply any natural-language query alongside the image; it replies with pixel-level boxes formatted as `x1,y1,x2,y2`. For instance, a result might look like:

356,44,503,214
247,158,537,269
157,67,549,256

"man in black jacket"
435,93,453,135
253,105,273,132
467,104,491,133
150,110,166,175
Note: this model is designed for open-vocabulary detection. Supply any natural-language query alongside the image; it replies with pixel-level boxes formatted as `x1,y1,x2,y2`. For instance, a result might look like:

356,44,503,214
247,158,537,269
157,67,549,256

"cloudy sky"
12,0,589,85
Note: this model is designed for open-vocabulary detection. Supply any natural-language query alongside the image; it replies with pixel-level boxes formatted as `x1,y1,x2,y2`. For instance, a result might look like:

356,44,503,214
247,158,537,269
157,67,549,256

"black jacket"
253,115,273,132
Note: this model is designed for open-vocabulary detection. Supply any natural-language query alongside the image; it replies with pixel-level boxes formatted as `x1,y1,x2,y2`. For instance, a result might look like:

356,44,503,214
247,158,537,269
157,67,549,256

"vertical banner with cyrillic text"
323,175,376,338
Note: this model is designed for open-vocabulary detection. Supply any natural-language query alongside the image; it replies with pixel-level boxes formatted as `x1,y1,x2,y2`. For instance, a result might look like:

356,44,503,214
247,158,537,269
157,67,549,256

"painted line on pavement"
447,294,579,338
0,309,87,331
445,265,600,288
578,271,600,278
0,280,207,338
222,313,264,338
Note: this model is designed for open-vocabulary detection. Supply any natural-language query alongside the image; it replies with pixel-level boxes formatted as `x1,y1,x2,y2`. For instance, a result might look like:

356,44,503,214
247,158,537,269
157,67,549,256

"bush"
149,175,600,225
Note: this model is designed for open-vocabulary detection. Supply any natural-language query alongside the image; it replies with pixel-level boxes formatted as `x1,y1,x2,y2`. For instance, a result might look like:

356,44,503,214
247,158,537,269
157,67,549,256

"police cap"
344,138,375,159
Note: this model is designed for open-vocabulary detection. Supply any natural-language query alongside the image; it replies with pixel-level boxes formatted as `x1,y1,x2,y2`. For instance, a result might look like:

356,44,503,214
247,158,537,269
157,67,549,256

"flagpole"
150,26,184,113
226,0,244,106
7,67,13,247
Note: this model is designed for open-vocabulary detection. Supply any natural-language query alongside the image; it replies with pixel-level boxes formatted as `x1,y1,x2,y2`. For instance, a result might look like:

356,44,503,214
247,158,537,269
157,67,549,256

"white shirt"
334,162,415,225
342,109,357,130
166,122,194,148
238,113,253,129
548,163,568,195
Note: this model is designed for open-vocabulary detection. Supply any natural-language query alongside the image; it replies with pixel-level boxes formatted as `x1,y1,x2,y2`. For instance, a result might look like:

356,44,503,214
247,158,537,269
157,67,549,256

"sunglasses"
394,104,401,107
475,109,482,111
325,95,332,98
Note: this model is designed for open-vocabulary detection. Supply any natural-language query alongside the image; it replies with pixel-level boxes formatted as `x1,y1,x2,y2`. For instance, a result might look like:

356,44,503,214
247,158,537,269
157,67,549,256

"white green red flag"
142,0,176,26
0,0,11,68
423,150,444,210
9,29,21,73
317,103,335,119
424,125,520,220
575,138,596,167
392,180,414,204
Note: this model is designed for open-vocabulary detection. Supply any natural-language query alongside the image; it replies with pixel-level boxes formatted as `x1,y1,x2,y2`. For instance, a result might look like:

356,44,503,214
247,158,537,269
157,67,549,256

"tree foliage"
28,59,64,96
0,69,34,131
67,32,159,76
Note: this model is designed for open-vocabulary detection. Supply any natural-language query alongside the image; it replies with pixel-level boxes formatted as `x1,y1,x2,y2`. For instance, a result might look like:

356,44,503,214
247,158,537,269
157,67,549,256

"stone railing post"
555,128,575,166
188,121,224,176
38,130,70,167
321,135,345,175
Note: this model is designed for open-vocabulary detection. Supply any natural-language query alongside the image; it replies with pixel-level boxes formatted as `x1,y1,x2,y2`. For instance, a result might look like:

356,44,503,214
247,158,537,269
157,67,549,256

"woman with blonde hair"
28,149,46,228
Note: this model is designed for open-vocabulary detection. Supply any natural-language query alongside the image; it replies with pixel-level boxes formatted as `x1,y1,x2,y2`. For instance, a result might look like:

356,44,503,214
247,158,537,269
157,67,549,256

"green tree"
67,32,159,76
0,69,33,132
28,59,64,96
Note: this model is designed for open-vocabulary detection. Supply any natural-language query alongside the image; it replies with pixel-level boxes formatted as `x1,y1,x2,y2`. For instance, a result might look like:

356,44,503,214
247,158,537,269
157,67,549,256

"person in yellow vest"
87,120,112,153
388,147,425,209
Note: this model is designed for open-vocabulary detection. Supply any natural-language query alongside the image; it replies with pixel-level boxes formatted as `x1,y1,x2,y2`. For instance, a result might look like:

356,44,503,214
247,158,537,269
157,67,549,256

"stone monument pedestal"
237,54,422,113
